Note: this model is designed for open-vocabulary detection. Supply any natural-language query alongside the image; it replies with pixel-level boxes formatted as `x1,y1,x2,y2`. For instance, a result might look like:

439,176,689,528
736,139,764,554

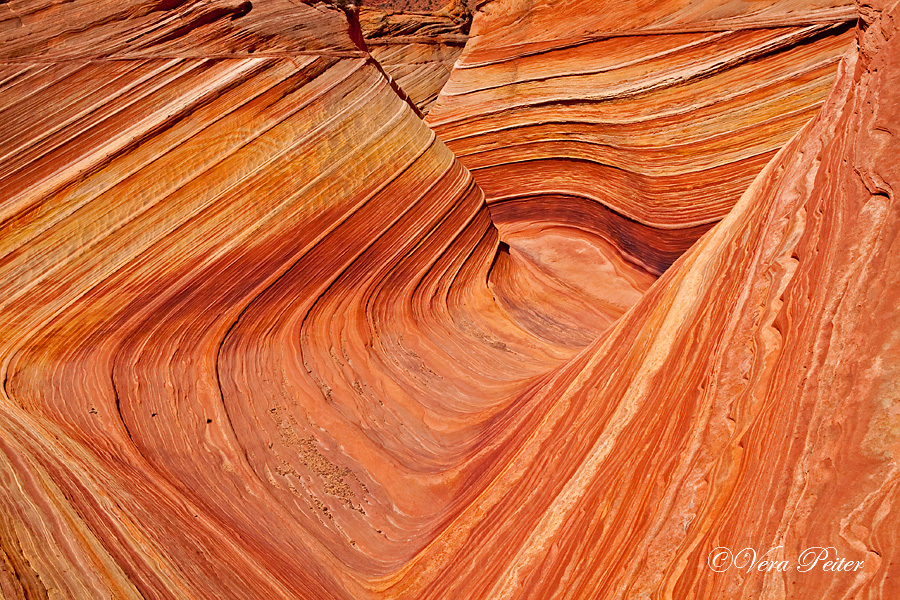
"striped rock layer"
0,0,898,599
426,0,859,275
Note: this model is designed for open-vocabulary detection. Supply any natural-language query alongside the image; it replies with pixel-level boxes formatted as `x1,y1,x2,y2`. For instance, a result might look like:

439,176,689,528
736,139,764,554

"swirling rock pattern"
426,0,859,274
398,4,900,596
1,0,898,599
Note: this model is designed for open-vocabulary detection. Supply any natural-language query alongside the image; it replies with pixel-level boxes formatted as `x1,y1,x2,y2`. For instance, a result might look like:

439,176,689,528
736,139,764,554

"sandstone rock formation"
0,0,897,599
360,0,471,114
427,0,859,274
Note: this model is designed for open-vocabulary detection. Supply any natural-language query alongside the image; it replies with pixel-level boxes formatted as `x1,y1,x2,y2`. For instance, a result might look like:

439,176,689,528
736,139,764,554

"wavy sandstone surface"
427,0,859,274
0,0,898,599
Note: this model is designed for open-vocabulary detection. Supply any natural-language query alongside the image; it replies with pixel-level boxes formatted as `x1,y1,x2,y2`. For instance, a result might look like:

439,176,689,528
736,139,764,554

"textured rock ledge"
361,1,471,114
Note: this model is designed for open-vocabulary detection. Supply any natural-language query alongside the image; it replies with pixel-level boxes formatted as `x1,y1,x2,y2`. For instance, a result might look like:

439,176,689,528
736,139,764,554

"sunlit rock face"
426,0,858,275
1,0,898,599
401,4,900,597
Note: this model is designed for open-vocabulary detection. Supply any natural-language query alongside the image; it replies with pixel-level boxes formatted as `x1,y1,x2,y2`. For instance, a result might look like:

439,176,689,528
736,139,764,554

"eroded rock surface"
361,1,471,114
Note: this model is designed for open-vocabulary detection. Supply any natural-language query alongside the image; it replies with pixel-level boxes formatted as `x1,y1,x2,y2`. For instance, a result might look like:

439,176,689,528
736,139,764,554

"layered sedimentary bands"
0,0,897,599
426,0,860,274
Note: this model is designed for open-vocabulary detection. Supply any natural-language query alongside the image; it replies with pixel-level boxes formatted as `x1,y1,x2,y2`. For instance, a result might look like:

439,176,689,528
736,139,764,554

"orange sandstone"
0,0,896,599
